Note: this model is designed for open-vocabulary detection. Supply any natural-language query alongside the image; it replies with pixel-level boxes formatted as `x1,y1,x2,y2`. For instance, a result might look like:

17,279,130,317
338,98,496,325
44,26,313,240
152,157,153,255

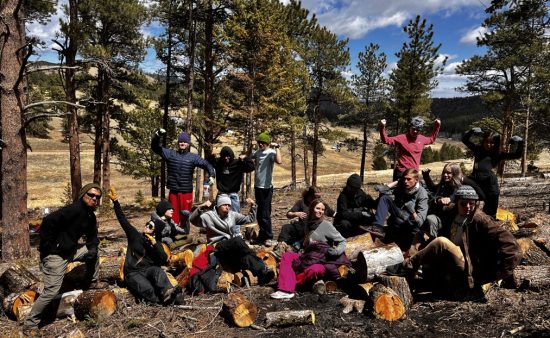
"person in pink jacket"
379,116,441,181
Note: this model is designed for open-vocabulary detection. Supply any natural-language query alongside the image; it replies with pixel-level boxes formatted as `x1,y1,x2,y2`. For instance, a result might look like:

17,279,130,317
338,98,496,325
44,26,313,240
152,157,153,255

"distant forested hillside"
431,96,491,135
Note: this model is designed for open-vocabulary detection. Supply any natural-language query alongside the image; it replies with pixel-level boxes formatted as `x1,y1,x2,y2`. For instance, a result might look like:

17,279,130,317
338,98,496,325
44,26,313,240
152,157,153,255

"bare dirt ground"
2,122,550,337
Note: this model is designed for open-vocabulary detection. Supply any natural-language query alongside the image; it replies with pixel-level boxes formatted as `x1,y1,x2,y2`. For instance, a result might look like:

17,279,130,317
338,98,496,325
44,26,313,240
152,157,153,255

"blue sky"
29,0,493,97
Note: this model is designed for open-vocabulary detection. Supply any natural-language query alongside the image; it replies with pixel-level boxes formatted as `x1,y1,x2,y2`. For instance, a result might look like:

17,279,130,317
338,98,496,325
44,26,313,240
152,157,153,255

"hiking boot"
163,285,183,305
361,224,386,239
270,290,295,299
385,259,415,277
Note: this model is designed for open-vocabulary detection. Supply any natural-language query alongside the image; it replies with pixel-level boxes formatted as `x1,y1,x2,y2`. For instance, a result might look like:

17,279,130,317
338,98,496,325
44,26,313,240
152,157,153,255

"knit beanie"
256,132,271,144
156,200,174,216
346,173,362,189
410,116,425,129
178,132,191,143
79,183,103,199
217,194,232,208
455,185,479,200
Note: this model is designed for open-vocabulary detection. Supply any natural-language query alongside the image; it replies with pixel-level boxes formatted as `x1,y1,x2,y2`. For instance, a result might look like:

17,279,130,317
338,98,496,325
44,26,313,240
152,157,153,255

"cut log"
355,244,404,283
345,233,376,261
338,265,351,278
222,292,258,327
176,268,191,288
533,222,550,256
169,249,194,270
513,265,550,291
97,257,124,284
233,272,245,287
73,290,117,320
497,208,519,231
368,283,406,321
265,310,315,327
312,280,326,294
0,264,40,299
376,275,413,309
339,296,365,314
244,223,259,241
325,281,338,293
256,251,278,277
516,238,550,266
2,290,39,322
217,271,235,293
243,270,258,287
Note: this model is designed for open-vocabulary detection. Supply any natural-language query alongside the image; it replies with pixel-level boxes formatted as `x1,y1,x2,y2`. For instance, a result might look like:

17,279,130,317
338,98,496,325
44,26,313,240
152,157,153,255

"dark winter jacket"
210,146,254,194
462,129,523,176
458,210,521,288
39,199,99,259
151,133,215,193
150,212,186,245
334,188,376,225
113,200,168,274
389,183,429,228
292,241,351,280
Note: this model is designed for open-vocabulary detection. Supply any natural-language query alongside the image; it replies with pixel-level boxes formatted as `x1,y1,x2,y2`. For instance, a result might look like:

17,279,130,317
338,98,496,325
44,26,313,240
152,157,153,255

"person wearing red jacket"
379,116,441,181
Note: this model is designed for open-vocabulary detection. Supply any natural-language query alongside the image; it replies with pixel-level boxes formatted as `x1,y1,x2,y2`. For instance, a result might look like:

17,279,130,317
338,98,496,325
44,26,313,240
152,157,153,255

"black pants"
278,221,306,246
471,172,499,218
214,237,266,276
125,266,172,304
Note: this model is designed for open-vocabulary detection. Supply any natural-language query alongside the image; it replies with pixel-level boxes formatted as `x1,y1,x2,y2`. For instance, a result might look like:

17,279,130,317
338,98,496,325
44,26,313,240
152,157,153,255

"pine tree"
389,15,446,134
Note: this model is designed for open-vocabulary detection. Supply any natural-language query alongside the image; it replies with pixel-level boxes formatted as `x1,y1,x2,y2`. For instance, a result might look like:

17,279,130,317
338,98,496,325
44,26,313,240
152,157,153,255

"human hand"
297,211,307,219
238,154,247,160
410,212,417,221
379,119,387,127
327,248,339,256
107,187,118,201
435,118,441,126
245,197,256,206
438,197,451,205
471,127,482,134
144,234,157,246
200,200,212,209
80,248,98,262
156,128,167,136
208,176,215,185
231,225,241,236
270,142,280,149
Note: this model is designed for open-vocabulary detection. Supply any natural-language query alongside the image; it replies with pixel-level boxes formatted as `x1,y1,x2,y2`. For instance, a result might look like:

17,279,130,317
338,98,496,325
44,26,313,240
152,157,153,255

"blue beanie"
178,132,191,143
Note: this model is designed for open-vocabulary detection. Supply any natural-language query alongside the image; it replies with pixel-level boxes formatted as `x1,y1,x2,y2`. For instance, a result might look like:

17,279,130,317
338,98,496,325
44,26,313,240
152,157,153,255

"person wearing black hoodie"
24,183,102,330
209,145,255,212
107,187,183,305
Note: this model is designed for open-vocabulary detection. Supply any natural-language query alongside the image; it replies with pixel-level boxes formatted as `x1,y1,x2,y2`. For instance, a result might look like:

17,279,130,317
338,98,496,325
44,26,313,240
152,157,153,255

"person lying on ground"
107,187,184,305
379,116,441,181
189,194,274,285
462,128,523,218
386,185,521,301
271,199,351,299
365,168,429,252
278,186,335,249
333,173,377,238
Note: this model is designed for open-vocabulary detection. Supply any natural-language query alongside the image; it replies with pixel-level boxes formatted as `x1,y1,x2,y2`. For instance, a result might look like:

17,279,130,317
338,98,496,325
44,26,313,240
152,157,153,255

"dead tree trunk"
355,244,404,282
0,264,40,300
513,265,550,291
265,310,315,327
344,233,376,261
0,0,31,260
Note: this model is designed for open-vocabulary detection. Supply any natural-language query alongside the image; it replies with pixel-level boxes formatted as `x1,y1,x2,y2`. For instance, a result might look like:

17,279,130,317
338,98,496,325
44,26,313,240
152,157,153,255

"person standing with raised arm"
379,116,441,181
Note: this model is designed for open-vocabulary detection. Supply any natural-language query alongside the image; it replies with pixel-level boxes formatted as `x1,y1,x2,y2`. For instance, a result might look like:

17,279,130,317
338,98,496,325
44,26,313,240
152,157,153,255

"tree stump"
345,233,376,261
222,292,257,327
376,275,413,309
355,244,404,282
2,290,39,322
516,237,550,266
513,265,550,291
265,310,316,327
368,283,406,321
73,290,117,320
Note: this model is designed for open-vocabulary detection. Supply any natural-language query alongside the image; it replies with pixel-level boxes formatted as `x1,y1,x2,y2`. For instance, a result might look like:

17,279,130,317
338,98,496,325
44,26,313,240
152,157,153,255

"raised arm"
378,119,396,145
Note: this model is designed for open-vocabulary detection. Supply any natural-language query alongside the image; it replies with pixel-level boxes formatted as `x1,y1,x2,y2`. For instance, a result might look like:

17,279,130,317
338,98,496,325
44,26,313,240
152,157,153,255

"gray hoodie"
150,212,187,245
190,205,257,244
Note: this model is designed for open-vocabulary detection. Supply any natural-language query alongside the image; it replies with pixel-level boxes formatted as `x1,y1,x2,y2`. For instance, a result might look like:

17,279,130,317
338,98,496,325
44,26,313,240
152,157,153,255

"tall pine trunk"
0,0,31,260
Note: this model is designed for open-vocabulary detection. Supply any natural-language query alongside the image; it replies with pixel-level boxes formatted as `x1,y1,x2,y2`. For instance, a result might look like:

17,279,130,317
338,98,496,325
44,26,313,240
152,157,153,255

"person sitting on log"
189,194,275,285
365,168,429,251
107,187,184,305
23,183,103,332
333,173,377,238
387,185,521,300
149,200,191,250
271,199,351,299
462,128,523,218
414,163,485,253
278,186,335,250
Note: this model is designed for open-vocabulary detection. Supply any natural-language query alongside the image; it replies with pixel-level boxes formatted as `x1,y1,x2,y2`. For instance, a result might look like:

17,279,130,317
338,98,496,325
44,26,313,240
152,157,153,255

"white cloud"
27,2,64,50
459,25,488,44
299,0,482,39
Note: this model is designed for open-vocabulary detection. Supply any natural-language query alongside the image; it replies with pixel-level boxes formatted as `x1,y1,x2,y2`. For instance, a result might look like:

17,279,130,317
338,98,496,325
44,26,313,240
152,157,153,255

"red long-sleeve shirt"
379,122,440,173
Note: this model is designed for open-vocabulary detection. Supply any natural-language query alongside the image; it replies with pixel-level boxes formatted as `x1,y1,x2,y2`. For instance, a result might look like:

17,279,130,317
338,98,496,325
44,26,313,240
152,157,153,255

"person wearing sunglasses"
379,116,441,181
107,187,184,306
24,183,103,330
251,132,282,247
386,185,521,300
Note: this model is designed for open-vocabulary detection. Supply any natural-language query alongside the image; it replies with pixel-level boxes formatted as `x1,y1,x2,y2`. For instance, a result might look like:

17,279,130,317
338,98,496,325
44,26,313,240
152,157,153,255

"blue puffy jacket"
152,134,215,193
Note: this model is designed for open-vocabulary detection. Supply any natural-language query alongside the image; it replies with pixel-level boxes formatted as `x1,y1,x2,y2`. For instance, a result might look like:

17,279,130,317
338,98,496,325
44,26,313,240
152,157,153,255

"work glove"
156,128,167,136
208,176,215,186
509,135,523,143
471,127,483,134
107,187,118,201
326,248,339,257
230,225,242,237
145,234,157,246
80,248,98,262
